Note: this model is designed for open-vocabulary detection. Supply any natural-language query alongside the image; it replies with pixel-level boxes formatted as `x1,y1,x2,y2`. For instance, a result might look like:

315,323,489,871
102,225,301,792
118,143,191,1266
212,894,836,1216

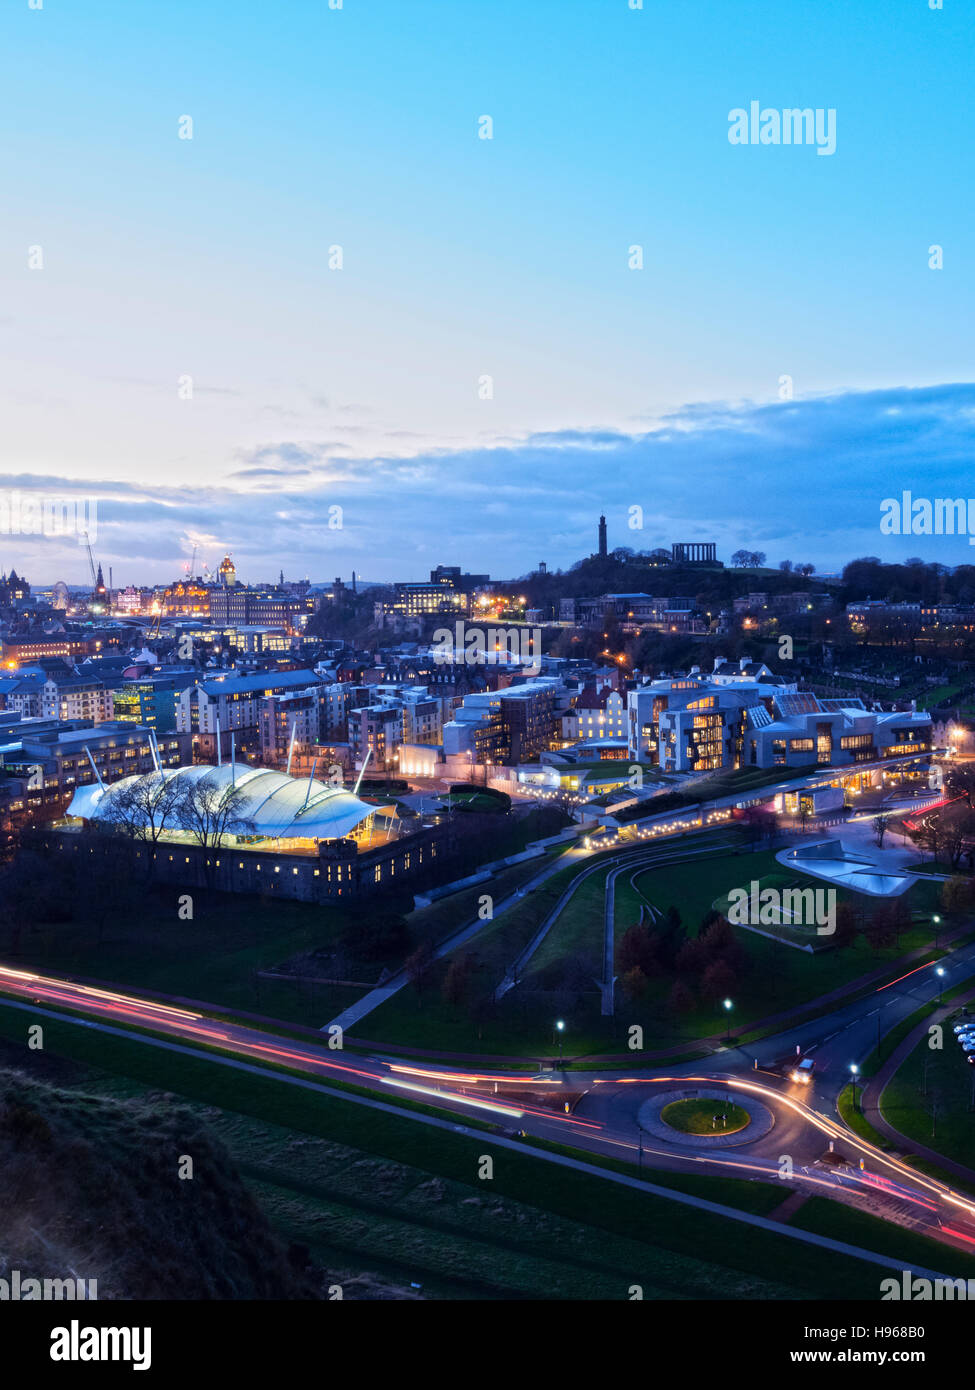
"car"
953,1021,974,1033
962,1042,975,1053
790,1057,815,1085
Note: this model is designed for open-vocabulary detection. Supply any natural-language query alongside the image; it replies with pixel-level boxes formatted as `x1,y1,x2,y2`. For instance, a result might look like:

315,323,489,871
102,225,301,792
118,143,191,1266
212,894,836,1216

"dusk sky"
2,0,973,586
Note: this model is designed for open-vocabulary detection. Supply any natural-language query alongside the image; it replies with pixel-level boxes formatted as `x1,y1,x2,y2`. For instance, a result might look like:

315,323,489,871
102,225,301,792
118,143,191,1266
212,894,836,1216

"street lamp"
850,1063,859,1111
723,997,734,1046
555,1018,565,1066
933,914,941,949
936,965,946,1004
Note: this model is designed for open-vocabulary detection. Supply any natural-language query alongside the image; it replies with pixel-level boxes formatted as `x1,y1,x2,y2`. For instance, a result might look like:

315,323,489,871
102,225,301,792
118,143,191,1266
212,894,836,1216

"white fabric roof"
65,762,374,840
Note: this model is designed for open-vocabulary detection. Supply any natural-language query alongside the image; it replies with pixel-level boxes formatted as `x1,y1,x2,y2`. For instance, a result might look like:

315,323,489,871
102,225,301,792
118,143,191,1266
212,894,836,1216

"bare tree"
173,774,255,886
873,813,890,849
101,772,186,878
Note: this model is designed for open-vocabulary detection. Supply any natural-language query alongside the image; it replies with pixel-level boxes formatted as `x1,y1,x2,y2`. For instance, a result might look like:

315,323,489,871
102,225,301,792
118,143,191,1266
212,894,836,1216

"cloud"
6,382,975,584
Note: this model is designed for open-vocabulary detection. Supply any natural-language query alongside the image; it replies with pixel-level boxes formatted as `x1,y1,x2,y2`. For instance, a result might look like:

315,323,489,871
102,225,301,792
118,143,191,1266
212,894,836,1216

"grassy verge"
790,1197,975,1279
881,1027,975,1177
0,1000,922,1298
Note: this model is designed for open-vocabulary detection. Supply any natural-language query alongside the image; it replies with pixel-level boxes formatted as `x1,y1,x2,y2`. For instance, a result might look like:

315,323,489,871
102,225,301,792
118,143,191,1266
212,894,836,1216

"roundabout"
638,1085,776,1148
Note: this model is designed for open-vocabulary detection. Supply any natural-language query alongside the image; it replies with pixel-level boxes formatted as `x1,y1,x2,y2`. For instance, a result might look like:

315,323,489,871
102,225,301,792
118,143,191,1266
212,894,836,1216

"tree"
405,939,435,1005
731,549,752,569
699,917,746,973
174,773,255,852
657,905,685,968
100,771,186,878
941,817,970,871
941,875,972,913
621,966,648,1001
172,772,256,888
667,979,695,1014
442,955,474,1008
913,819,943,865
617,923,659,977
945,763,975,809
892,894,912,941
700,958,737,1003
748,551,767,568
833,900,858,950
864,904,896,951
873,813,891,849
675,938,708,979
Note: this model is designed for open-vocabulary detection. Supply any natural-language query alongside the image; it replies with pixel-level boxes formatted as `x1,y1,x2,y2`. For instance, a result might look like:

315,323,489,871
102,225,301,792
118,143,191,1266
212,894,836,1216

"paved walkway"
328,844,590,1031
860,984,975,1188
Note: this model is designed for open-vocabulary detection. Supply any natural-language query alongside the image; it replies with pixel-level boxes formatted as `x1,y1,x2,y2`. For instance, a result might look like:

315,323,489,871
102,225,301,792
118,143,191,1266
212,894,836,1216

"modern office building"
373,567,491,632
0,721,190,820
112,672,198,732
626,660,931,780
442,676,567,766
176,668,323,758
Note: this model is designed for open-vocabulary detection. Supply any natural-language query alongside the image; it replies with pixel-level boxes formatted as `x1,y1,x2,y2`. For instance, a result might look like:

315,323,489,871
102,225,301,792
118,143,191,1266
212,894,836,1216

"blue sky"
1,0,972,584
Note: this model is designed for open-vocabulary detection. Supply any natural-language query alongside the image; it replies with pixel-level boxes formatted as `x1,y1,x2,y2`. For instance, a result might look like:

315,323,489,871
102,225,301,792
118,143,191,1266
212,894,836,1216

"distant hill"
0,1066,315,1299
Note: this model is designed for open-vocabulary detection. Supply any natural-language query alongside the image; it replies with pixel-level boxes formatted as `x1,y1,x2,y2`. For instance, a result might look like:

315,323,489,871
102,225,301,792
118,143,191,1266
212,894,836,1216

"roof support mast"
286,719,298,777
352,747,372,798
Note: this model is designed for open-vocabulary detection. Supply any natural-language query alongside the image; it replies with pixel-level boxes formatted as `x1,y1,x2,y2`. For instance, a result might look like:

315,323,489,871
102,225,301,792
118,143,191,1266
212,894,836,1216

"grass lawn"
438,791,507,812
610,850,943,1049
661,1099,750,1135
0,885,372,1027
0,1008,938,1298
0,843,574,1035
838,1082,891,1148
881,1017,975,1173
789,1197,975,1280
362,846,951,1059
529,870,606,974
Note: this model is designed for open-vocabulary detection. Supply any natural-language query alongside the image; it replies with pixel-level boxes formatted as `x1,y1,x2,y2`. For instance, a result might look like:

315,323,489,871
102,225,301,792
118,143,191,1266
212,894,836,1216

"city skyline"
8,378,975,590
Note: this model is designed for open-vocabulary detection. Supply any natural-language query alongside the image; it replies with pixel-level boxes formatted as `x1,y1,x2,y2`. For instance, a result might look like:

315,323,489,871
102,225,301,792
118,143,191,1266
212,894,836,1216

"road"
3,950,975,1263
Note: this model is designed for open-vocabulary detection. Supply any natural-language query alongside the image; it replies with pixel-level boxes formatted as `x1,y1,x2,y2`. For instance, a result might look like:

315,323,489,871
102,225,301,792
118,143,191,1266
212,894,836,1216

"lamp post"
936,965,946,1005
555,1018,565,1066
723,997,734,1047
933,914,941,949
850,1063,859,1112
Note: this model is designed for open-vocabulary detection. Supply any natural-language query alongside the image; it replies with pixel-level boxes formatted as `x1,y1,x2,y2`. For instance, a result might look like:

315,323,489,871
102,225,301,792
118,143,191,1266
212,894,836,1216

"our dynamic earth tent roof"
65,763,375,841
